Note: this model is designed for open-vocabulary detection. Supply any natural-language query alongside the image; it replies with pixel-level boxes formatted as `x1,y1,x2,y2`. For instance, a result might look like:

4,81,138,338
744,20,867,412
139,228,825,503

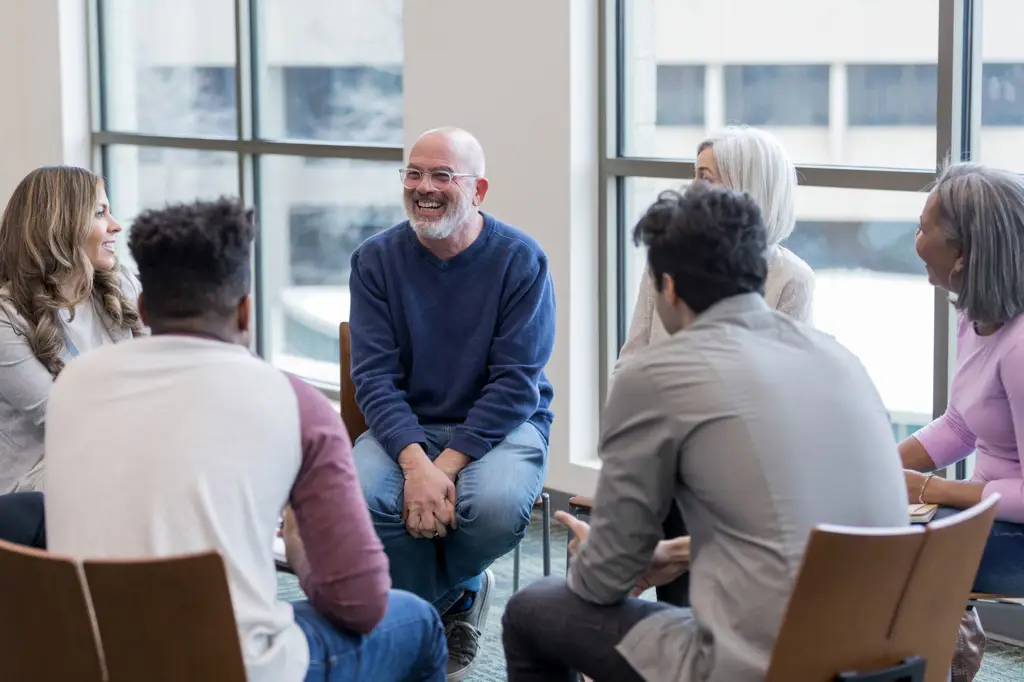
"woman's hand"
632,537,691,596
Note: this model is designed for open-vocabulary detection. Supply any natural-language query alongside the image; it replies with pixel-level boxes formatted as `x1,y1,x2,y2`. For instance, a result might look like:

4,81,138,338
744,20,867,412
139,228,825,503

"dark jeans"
502,577,672,682
296,590,447,682
934,506,1024,595
0,492,46,549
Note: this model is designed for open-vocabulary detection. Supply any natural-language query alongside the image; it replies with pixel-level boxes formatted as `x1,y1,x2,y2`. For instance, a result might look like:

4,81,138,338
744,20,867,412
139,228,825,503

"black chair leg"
541,493,551,576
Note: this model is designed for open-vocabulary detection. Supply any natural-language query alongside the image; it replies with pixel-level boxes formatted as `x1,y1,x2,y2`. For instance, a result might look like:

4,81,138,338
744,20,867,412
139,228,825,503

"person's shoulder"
355,221,411,256
770,245,815,284
487,215,547,260
282,372,347,435
117,266,142,298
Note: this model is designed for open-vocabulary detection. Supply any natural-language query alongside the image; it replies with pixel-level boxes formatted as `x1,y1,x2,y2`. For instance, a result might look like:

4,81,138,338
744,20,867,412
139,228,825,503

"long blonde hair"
0,166,144,377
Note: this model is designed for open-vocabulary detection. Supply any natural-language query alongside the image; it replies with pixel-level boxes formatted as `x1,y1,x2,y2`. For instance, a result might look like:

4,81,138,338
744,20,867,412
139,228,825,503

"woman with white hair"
618,126,815,361
612,127,815,610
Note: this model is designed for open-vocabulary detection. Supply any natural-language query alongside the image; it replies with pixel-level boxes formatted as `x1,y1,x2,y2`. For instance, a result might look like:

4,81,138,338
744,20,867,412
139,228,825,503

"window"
257,156,402,386
785,221,923,275
94,0,404,390
724,65,830,127
847,65,938,126
980,4,1024,170
656,65,705,126
281,66,403,144
981,64,1024,126
620,0,939,168
104,146,240,269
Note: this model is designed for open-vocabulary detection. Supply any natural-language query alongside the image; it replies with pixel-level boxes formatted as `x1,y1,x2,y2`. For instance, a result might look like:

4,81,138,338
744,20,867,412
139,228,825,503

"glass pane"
100,0,237,137
622,178,933,433
104,146,240,269
979,0,1024,171
258,156,403,385
256,0,403,144
622,0,939,169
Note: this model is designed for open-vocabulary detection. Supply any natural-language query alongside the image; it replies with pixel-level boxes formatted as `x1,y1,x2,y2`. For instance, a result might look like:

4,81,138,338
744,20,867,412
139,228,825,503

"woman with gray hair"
618,126,815,363
901,162,1024,594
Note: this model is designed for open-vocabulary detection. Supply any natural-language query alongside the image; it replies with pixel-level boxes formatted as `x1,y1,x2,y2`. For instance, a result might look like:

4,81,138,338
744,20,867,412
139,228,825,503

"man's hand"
434,448,471,482
554,510,590,561
281,506,308,571
632,537,691,596
399,444,456,538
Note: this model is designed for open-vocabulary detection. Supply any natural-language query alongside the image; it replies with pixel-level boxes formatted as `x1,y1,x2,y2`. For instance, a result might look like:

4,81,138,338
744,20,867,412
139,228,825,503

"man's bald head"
409,127,486,176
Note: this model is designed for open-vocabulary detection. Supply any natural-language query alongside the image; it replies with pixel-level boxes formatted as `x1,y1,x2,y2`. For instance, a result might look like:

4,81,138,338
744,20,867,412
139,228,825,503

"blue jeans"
295,590,446,682
354,422,547,613
934,506,1024,594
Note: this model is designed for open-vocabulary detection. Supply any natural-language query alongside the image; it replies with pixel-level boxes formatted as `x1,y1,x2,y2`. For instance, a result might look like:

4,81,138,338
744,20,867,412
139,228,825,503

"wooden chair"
83,551,247,682
339,320,369,440
765,494,999,682
0,539,104,682
340,321,552,590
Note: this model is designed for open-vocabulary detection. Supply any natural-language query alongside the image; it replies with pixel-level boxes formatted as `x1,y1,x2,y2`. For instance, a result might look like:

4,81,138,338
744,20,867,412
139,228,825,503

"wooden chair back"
83,551,246,682
766,494,999,682
339,321,369,440
0,539,104,682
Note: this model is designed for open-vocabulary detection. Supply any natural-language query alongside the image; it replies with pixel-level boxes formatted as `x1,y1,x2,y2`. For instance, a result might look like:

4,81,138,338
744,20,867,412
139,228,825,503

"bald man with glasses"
348,127,556,681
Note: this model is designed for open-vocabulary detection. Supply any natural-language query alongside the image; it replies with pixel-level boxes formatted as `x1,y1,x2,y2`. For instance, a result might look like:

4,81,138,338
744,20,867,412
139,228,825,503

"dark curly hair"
128,197,255,321
633,182,767,314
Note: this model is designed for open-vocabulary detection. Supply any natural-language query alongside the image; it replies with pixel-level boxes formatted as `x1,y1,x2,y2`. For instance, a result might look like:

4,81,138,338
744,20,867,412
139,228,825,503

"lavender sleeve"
986,344,1024,522
914,314,976,469
913,404,976,470
286,374,391,634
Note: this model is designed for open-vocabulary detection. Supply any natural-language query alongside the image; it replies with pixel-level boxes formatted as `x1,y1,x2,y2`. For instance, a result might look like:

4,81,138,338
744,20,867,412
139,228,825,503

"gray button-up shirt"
568,293,909,682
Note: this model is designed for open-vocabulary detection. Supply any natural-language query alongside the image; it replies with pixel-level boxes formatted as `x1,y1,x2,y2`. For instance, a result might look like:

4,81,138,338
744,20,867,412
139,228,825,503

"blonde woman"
619,126,815,363
0,166,145,493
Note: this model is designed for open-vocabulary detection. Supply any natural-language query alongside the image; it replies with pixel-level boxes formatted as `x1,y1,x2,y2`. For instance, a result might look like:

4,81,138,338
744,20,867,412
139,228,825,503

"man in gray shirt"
502,184,909,682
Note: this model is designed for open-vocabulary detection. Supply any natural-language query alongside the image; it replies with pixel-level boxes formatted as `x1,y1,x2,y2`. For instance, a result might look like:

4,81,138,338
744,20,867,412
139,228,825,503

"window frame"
87,0,405,400
598,0,981,481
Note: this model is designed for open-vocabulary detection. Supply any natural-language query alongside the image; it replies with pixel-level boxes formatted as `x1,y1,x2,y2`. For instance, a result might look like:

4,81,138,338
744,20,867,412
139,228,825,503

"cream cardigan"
618,245,815,362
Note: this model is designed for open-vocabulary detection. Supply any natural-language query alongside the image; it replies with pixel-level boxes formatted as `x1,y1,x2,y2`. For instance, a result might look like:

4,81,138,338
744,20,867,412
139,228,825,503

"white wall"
404,0,601,497
0,0,90,203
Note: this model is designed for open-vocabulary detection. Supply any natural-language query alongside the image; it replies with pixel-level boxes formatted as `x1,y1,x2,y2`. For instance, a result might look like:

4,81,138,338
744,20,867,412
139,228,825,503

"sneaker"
444,569,494,682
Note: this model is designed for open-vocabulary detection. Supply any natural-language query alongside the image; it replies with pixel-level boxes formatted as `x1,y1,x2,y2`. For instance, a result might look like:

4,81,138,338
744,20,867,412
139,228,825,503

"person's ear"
237,296,252,333
136,291,150,326
661,272,678,305
473,177,489,206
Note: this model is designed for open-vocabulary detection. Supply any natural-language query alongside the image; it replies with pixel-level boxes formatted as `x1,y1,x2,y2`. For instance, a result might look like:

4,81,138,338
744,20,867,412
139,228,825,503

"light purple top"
915,312,1024,522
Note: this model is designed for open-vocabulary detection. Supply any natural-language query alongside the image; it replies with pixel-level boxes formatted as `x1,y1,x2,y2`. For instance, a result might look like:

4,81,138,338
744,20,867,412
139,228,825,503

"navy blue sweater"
348,214,556,460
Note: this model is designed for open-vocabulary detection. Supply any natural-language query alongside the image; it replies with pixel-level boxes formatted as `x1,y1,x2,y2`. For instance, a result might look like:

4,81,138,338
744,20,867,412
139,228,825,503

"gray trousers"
502,577,672,682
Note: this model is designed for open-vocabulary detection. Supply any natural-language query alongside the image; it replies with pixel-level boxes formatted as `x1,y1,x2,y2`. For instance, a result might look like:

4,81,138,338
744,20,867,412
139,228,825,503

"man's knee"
385,590,446,666
353,433,404,516
456,486,532,547
503,577,568,637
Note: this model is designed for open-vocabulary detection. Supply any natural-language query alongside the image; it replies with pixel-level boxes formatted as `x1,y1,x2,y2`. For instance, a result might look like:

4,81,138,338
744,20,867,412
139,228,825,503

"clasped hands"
555,510,692,596
399,443,470,539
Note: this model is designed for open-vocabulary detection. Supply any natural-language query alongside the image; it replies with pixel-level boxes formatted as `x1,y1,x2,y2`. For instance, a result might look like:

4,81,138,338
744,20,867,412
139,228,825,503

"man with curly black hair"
43,198,447,682
502,183,908,682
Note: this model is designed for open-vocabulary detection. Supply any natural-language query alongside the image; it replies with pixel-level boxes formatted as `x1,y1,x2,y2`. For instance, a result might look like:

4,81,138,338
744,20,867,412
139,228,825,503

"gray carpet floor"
278,513,1024,681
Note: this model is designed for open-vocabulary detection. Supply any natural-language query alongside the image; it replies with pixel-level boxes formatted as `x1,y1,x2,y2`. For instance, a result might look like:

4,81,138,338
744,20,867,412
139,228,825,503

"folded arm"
286,375,390,634
348,249,426,460
448,254,556,459
567,364,686,605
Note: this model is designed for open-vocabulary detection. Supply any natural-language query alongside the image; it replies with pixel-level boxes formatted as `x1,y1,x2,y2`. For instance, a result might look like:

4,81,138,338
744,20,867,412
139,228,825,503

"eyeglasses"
399,168,477,191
